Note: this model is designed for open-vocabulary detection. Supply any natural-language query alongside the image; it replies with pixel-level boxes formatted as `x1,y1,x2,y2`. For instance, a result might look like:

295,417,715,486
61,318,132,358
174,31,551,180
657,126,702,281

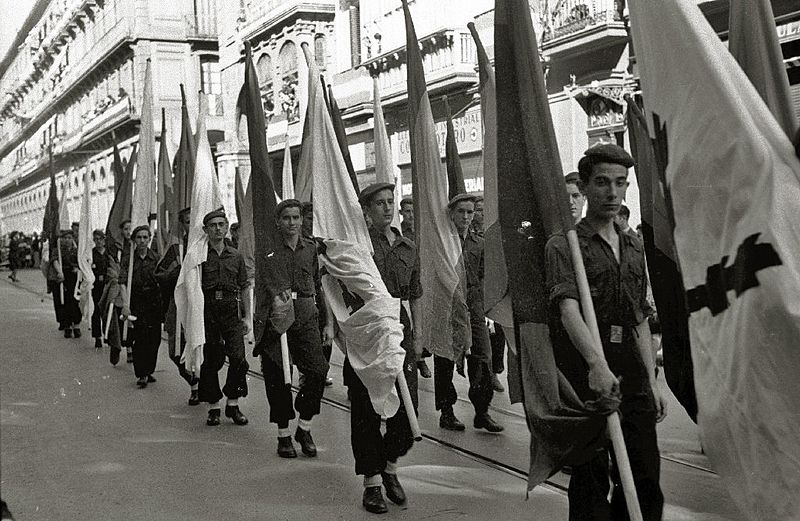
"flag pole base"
281,333,291,385
396,370,422,441
608,411,644,521
104,301,114,340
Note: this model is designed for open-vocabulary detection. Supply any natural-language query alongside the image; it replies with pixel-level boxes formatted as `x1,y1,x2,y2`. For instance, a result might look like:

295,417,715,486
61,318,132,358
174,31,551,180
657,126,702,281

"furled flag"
281,138,294,200
372,77,402,232
76,168,95,321
234,165,255,280
294,87,314,203
173,84,196,214
105,144,136,255
131,58,156,231
300,43,406,417
630,0,800,517
443,96,465,200
175,93,224,374
157,108,175,252
58,179,71,232
327,84,360,194
626,96,697,422
401,0,470,361
729,0,797,139
495,0,614,489
42,146,60,254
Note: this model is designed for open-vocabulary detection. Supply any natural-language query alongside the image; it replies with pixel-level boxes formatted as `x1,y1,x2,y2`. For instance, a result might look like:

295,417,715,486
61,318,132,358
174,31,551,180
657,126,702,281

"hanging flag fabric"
630,0,800,517
234,163,255,280
105,145,136,252
626,97,697,422
372,77,402,233
175,94,224,374
42,148,60,253
443,96,466,200
157,108,175,252
174,84,196,214
131,59,157,230
58,180,71,232
495,0,615,489
327,84,360,195
728,0,797,139
294,91,314,203
401,0,470,362
281,139,294,200
76,168,95,322
300,43,405,417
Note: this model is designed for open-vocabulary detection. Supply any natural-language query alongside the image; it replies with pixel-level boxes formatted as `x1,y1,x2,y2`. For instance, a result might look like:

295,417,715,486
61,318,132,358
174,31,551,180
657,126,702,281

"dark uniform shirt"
370,226,422,302
400,222,415,244
154,237,188,288
201,243,249,294
272,236,321,298
546,219,652,398
60,242,79,272
92,247,108,285
119,248,162,326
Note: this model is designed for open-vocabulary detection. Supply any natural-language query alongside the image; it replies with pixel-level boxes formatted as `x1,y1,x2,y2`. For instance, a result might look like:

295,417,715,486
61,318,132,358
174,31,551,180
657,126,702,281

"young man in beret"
199,209,252,426
120,226,163,388
255,199,330,458
435,193,503,434
546,144,666,521
107,218,134,362
351,182,421,514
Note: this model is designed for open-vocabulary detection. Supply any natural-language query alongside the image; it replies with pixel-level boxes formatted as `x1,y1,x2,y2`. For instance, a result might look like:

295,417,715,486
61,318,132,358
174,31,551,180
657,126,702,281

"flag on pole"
372,77,402,233
443,96,465,200
234,163,255,280
295,89,314,203
174,84,196,214
327,84,360,195
281,139,295,200
175,93,224,374
626,97,697,422
157,108,175,252
300,43,405,417
728,0,797,140
76,168,95,321
42,147,60,253
105,145,136,251
58,180,71,232
401,0,470,361
630,0,800,517
495,0,615,489
131,59,156,230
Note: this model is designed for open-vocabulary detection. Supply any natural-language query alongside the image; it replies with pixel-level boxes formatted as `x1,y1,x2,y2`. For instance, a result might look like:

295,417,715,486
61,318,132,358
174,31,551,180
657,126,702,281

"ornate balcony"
541,0,626,56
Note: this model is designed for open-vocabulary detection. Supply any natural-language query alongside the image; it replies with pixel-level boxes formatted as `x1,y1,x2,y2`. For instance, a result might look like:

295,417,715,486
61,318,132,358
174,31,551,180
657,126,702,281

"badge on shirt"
610,325,623,344
215,290,223,300
291,291,298,300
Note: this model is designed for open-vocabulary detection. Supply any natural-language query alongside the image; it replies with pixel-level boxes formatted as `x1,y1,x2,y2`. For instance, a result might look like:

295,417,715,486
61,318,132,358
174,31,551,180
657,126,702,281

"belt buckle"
215,290,223,300
610,325,623,344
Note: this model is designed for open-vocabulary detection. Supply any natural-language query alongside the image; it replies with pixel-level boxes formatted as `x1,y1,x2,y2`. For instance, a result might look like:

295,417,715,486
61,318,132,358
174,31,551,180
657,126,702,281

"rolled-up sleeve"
545,234,578,307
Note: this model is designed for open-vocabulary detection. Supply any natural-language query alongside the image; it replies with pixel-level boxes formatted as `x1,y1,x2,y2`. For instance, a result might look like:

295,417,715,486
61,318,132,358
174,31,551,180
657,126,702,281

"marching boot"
439,407,465,431
474,412,504,433
94,338,102,349
362,486,388,514
72,328,81,338
136,377,148,388
417,360,432,378
206,408,221,426
225,405,248,426
277,436,297,458
146,375,156,383
294,427,317,456
188,389,200,406
381,472,407,506
64,327,72,339
491,374,505,392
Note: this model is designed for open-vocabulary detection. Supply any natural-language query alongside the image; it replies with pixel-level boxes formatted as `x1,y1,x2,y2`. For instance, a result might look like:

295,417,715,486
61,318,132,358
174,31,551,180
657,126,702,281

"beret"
582,144,634,168
131,225,151,238
178,206,191,216
447,192,478,209
119,219,131,228
229,222,240,230
400,196,413,206
60,229,74,237
71,221,80,227
564,171,580,184
275,198,303,218
301,201,313,214
358,182,395,205
203,209,227,225
92,229,105,238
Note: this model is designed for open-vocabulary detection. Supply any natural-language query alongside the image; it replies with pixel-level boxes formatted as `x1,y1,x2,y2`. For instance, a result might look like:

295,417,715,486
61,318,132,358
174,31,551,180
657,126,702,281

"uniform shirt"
59,242,79,272
545,219,652,397
201,243,249,293
401,221,415,244
91,247,108,285
369,226,422,302
461,229,486,321
119,248,162,325
107,238,130,264
154,237,188,289
272,236,320,297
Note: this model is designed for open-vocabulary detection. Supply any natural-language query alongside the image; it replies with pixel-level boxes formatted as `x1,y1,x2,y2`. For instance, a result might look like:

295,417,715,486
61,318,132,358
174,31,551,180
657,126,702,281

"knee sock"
226,398,238,407
384,460,398,475
278,427,291,438
208,401,220,412
364,474,382,488
298,418,312,432
190,382,198,391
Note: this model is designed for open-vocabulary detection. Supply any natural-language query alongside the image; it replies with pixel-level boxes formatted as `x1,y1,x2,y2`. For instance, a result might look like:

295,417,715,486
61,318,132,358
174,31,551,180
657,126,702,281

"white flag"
282,139,294,200
131,59,156,230
77,168,95,321
630,1,800,518
372,77,402,233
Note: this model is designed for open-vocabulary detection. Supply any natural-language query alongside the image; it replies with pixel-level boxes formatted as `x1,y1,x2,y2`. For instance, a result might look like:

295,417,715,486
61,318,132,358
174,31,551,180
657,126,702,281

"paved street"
1,269,744,520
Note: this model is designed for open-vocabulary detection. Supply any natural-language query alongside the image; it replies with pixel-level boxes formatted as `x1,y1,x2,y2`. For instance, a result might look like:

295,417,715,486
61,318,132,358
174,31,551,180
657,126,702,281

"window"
200,55,223,115
314,34,326,69
256,54,274,117
278,42,299,122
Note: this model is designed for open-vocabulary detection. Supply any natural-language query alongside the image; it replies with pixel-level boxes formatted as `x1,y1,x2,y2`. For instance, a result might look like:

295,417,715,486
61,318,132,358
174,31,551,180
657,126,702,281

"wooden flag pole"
57,239,64,303
396,370,422,441
175,242,183,358
103,249,121,340
122,241,135,342
281,332,292,385
566,229,644,521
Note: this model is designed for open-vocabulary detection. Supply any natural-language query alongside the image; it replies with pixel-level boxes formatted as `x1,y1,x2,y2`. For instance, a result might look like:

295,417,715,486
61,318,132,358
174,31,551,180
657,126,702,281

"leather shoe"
206,408,221,426
294,427,317,456
277,436,297,458
439,409,465,431
188,390,200,406
474,412,504,433
147,375,156,383
381,472,407,506
72,328,81,338
94,338,102,349
362,486,388,514
225,405,248,426
64,328,72,338
417,360,432,378
136,377,148,388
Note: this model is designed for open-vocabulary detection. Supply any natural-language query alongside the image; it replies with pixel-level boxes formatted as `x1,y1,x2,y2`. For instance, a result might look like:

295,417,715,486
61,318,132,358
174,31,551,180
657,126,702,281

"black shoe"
147,375,156,383
72,328,81,338
225,405,248,426
64,328,72,339
381,472,407,506
439,409,465,431
417,360,432,378
110,347,120,366
136,377,148,388
206,408,221,426
362,486,388,514
58,323,65,331
474,412,504,433
277,436,297,458
94,338,102,349
294,427,317,456
188,390,200,406
126,349,133,363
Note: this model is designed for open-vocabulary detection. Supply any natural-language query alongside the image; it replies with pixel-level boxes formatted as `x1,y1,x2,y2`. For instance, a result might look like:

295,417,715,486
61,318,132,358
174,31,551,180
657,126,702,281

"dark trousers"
434,354,494,414
165,300,196,386
568,394,663,521
198,300,248,404
489,324,506,374
344,352,417,477
48,280,64,325
132,324,161,378
91,285,104,338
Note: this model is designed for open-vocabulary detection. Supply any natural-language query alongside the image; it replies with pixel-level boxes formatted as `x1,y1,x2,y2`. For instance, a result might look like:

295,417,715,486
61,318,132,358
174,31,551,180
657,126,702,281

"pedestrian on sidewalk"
90,230,108,349
254,199,329,458
120,226,163,388
7,231,19,282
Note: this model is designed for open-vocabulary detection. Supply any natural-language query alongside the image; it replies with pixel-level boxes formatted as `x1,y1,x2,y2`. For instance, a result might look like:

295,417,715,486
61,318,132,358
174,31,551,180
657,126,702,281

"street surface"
1,269,745,520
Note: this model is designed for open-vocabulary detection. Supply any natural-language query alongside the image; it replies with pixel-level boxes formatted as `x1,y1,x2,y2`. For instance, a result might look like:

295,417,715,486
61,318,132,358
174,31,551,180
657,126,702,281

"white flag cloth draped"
175,95,223,374
58,183,70,231
282,139,295,200
76,168,95,320
131,59,156,230
630,0,800,518
372,77,402,233
300,44,405,417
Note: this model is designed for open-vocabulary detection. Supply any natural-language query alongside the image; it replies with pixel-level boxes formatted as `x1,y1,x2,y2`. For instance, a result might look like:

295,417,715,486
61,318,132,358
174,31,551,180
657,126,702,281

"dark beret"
119,219,131,228
275,199,303,218
447,192,478,209
564,171,580,184
585,144,634,167
473,194,484,203
71,221,80,227
178,206,191,216
131,225,151,238
359,182,395,205
202,209,227,226
92,229,105,238
301,201,313,214
400,196,413,206
229,222,240,230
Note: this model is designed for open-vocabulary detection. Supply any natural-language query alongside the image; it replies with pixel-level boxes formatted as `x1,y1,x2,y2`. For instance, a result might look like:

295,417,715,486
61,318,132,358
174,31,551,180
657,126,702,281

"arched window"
91,170,96,184
278,41,299,123
100,166,106,181
314,34,326,69
256,54,274,117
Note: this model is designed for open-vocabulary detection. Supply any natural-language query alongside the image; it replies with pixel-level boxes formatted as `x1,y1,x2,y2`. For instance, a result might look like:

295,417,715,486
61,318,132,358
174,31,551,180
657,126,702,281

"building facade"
0,0,223,233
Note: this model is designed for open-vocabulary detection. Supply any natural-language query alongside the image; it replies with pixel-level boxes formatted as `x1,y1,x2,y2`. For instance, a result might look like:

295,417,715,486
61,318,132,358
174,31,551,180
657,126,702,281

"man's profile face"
367,189,395,229
566,182,586,223
449,201,475,234
204,217,229,242
121,222,132,240
277,207,302,238
579,162,628,221
179,213,190,232
399,202,414,227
